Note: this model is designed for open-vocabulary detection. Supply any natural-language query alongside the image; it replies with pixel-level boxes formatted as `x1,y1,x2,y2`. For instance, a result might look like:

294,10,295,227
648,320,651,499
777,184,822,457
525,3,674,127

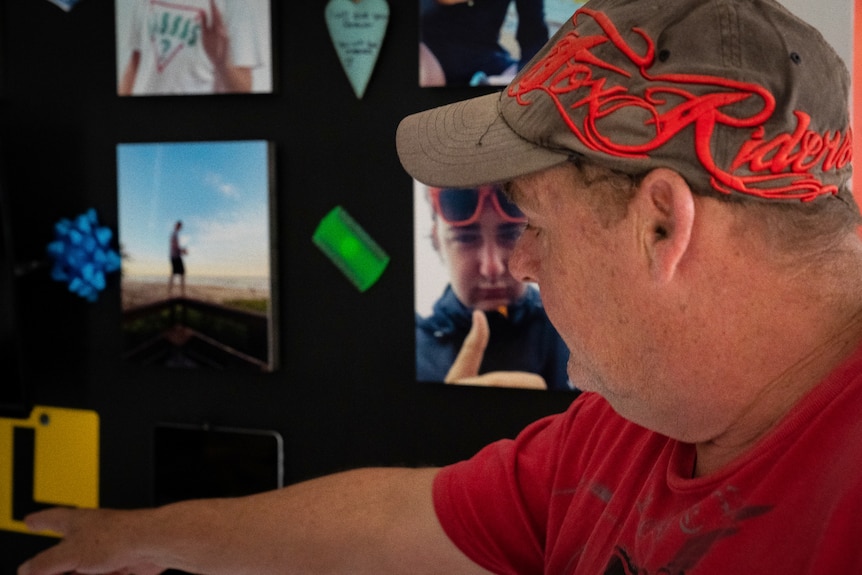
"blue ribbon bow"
46,208,121,302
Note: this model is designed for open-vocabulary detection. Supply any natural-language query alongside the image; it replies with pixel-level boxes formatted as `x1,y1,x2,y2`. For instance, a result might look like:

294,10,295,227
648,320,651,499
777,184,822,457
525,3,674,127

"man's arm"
213,65,253,93
118,51,141,96
19,467,491,575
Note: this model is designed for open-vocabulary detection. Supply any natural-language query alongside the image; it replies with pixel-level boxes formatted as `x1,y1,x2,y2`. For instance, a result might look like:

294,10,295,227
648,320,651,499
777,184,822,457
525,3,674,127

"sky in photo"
117,140,272,280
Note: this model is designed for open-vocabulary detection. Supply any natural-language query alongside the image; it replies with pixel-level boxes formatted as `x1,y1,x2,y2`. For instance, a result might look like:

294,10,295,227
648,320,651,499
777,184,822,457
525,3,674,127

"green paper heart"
325,0,390,99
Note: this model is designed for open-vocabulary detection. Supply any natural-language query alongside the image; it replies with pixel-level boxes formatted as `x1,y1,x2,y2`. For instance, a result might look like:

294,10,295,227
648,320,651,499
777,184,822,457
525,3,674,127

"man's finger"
17,542,77,575
452,371,548,390
23,508,73,536
445,309,490,382
207,0,223,28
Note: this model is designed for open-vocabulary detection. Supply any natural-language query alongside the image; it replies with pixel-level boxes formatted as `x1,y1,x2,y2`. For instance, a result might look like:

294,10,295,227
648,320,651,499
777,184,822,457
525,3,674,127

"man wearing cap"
18,0,862,574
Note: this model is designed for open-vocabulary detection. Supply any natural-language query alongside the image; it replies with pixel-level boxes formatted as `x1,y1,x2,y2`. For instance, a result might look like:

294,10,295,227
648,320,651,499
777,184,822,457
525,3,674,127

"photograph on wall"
117,140,278,372
413,180,575,392
115,0,274,96
419,0,584,87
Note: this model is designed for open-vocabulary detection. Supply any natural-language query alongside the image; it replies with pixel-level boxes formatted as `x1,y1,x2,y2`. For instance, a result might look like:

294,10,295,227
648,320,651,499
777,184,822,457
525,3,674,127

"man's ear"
635,168,695,283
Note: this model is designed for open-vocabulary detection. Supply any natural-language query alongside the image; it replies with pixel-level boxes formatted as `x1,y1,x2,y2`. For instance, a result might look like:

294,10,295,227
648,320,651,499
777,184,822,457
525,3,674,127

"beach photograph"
117,140,277,372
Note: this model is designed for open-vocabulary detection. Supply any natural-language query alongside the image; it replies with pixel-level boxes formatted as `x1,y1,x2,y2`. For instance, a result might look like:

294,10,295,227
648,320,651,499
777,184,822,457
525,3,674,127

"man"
416,184,572,390
19,0,862,573
167,220,187,297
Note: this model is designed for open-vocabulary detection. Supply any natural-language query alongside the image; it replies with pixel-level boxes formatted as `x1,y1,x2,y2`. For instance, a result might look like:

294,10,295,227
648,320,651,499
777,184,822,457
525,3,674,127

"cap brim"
396,92,571,188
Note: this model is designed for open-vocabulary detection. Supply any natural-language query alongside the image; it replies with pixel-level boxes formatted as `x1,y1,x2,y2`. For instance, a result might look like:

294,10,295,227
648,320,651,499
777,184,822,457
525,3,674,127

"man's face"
434,198,528,312
507,163,647,397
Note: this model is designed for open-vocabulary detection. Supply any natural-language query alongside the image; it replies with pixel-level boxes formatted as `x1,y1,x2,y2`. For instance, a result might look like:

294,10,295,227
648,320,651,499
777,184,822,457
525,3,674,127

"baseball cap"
396,0,852,203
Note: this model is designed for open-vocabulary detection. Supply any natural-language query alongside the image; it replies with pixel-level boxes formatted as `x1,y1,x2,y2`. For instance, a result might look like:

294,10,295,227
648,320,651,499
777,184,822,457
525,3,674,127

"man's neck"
693,304,862,477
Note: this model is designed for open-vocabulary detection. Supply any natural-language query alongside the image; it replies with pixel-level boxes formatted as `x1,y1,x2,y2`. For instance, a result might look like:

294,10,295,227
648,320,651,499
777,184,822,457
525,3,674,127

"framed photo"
419,0,584,87
413,180,574,392
117,140,279,372
115,0,274,96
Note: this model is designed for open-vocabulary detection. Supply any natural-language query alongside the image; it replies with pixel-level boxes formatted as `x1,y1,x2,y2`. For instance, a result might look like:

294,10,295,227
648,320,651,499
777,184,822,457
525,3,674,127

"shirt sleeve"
433,395,589,575
126,0,146,53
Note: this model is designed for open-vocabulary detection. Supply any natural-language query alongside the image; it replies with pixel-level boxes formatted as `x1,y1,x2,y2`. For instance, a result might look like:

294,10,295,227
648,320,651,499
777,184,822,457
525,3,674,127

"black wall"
1,0,574,569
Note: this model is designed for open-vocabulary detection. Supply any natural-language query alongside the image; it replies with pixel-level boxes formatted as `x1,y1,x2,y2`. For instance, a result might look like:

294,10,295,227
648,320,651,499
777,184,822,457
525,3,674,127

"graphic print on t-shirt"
602,485,772,574
146,1,204,73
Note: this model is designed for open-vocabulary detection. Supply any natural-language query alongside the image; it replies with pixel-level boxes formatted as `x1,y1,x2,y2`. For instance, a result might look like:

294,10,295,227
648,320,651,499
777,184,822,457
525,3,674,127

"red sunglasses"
429,186,526,227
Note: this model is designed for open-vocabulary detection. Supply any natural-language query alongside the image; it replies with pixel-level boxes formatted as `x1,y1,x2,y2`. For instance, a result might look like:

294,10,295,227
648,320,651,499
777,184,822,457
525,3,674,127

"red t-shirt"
434,344,862,574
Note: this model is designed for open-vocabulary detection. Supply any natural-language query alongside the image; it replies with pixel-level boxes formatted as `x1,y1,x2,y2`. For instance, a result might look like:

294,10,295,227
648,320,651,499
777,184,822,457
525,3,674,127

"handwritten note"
325,0,390,99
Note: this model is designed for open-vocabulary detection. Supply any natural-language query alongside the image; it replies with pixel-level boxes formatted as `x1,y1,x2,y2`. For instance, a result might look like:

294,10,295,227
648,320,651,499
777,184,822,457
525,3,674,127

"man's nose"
508,238,535,283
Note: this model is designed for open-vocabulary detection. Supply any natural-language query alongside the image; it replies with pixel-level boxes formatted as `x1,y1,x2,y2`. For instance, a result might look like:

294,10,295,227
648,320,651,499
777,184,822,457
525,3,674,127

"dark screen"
153,423,284,507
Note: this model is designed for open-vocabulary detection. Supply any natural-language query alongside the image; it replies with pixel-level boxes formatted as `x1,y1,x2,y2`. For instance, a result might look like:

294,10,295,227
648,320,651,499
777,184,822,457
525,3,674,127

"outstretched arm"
19,467,491,575
118,51,141,96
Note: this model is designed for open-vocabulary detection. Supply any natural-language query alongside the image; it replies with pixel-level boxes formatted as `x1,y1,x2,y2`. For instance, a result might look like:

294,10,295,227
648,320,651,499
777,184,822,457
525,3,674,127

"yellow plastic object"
0,405,99,535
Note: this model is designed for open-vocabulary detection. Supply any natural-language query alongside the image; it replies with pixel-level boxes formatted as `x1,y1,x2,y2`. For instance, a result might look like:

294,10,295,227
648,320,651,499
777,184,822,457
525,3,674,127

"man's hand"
18,507,164,575
201,0,253,92
201,0,229,67
445,309,547,389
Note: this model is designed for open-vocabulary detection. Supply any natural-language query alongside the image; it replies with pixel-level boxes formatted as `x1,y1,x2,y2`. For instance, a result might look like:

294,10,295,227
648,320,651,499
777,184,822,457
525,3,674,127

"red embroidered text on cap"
507,8,852,202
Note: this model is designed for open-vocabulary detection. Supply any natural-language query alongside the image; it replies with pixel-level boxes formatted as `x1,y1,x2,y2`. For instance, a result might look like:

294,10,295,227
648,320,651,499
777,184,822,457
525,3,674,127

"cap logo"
508,8,852,201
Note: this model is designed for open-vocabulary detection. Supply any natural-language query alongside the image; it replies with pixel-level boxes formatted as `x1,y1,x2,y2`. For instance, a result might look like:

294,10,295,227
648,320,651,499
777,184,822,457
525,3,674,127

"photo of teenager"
414,181,574,391
115,0,273,96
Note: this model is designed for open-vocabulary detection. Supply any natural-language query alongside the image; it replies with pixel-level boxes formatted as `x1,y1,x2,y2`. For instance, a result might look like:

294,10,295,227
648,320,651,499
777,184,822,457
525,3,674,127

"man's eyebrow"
502,181,519,203
503,180,533,210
